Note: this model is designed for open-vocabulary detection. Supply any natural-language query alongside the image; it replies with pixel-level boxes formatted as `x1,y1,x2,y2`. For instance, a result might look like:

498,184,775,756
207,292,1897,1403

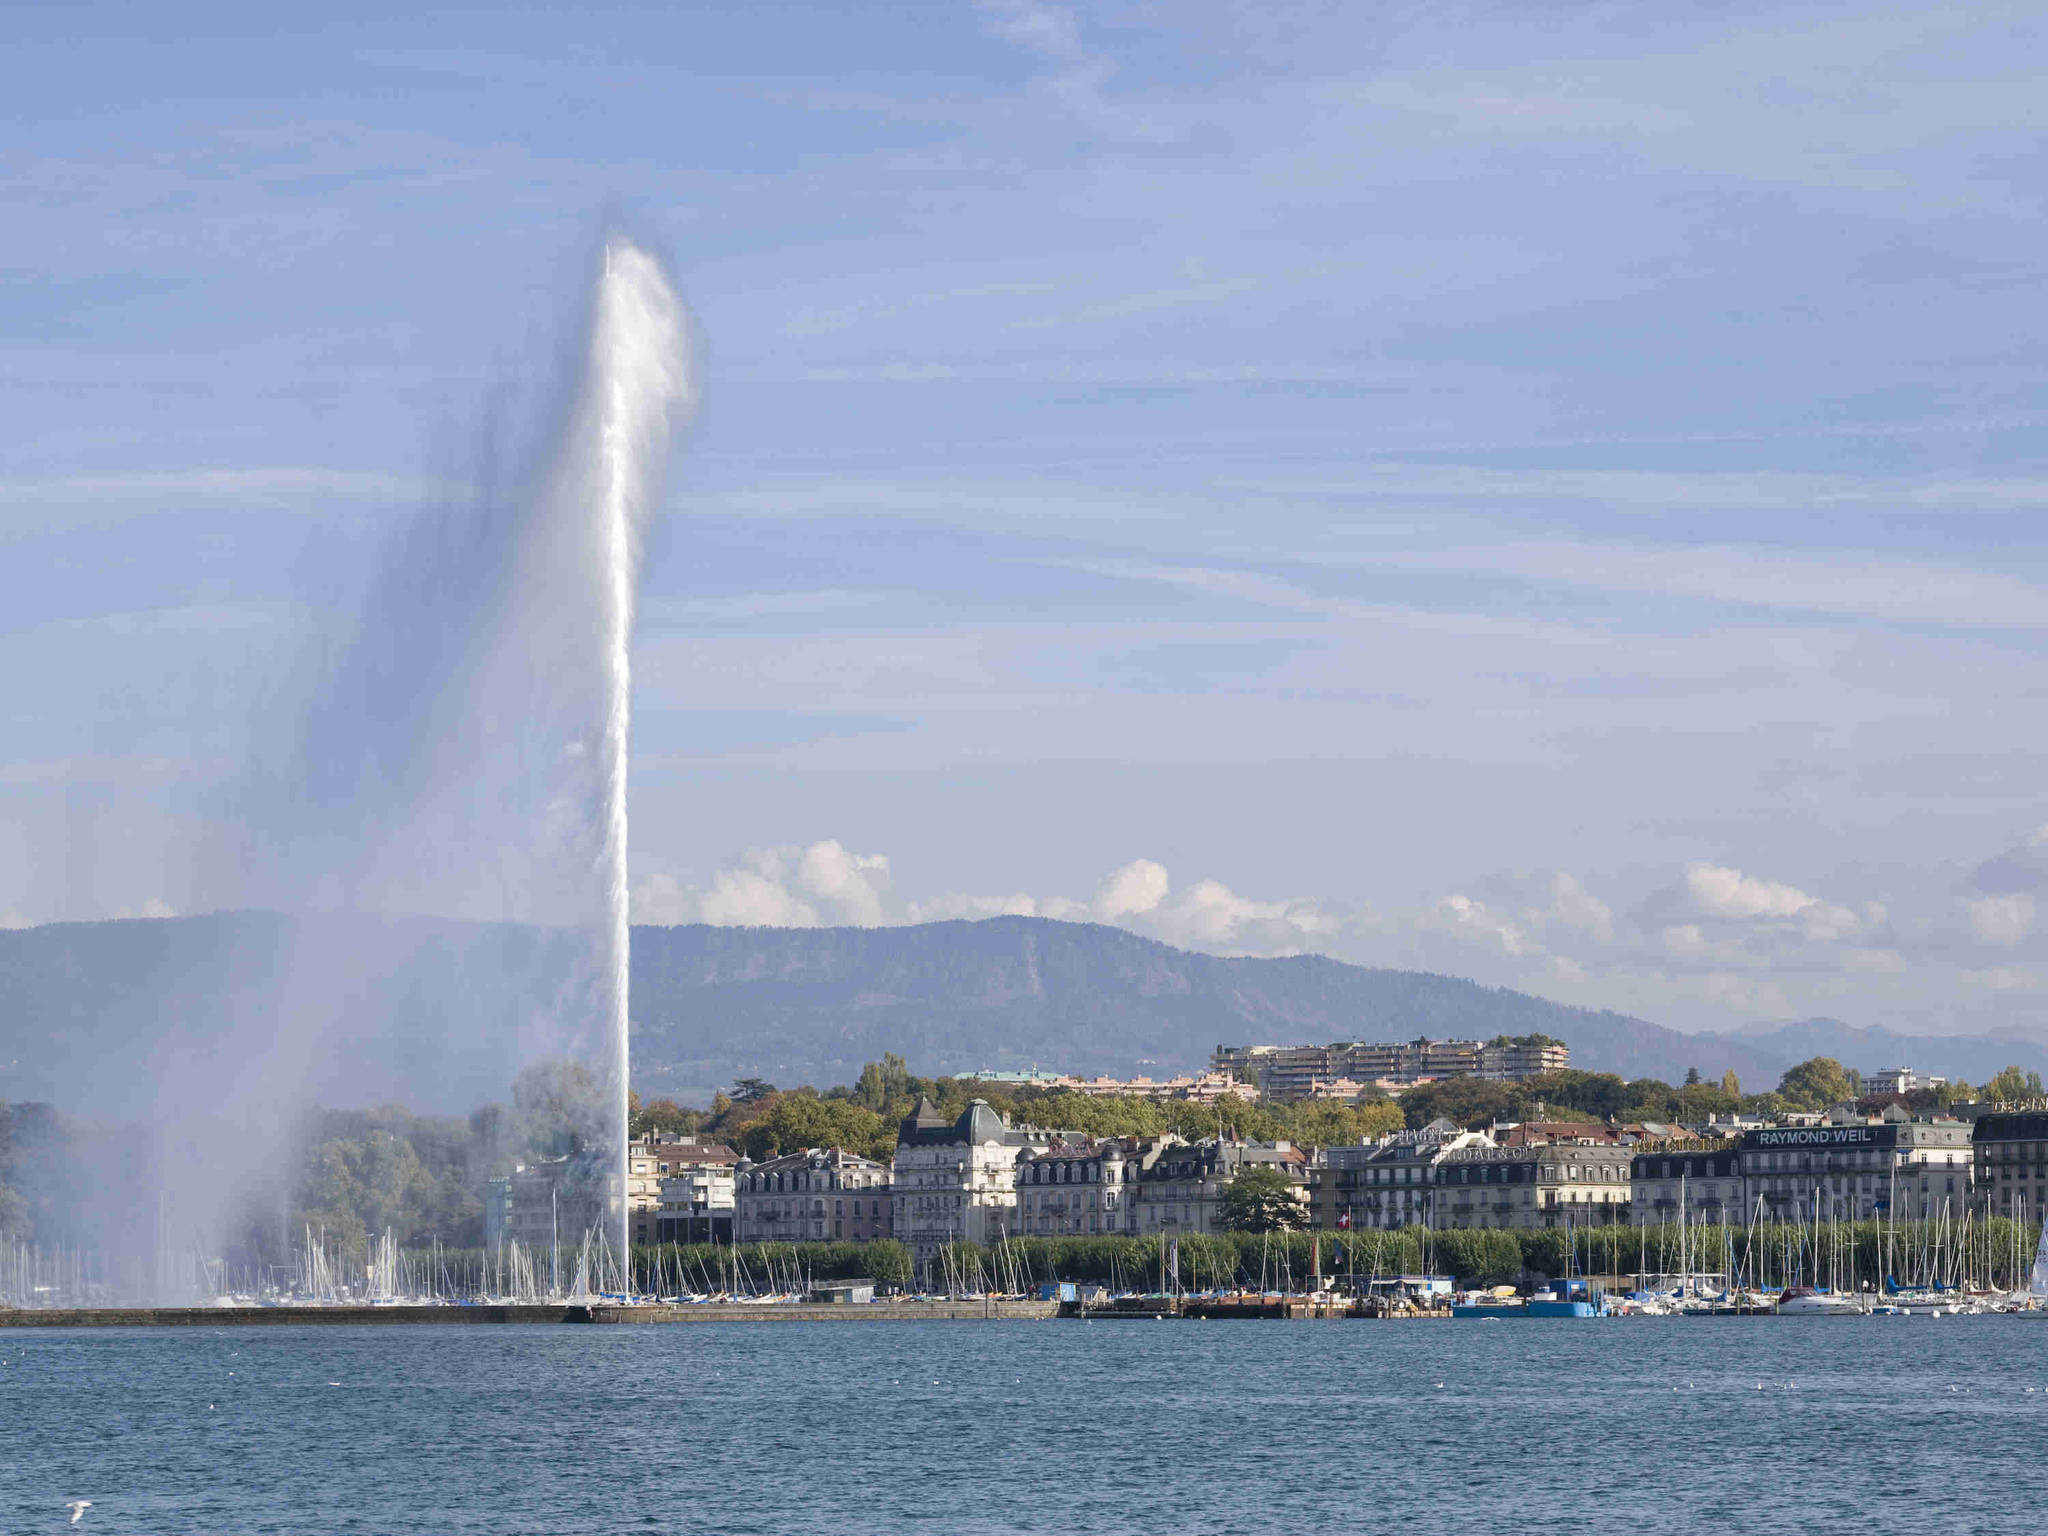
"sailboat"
2003,1208,2048,1314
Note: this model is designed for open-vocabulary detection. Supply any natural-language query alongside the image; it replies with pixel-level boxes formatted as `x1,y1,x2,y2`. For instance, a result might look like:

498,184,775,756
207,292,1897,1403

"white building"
630,1135,737,1245
1739,1111,1972,1222
891,1098,1053,1270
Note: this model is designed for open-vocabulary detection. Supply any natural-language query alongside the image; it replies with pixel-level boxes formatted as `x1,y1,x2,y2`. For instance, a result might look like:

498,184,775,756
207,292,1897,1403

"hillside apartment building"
1213,1036,1569,1101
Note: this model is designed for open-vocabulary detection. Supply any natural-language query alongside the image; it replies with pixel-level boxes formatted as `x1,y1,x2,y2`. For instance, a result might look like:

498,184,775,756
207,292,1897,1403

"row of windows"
736,1170,884,1194
1021,1161,1130,1184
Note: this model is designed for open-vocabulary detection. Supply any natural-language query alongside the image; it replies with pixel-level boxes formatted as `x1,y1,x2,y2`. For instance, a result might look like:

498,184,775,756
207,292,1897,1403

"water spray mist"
583,241,693,1277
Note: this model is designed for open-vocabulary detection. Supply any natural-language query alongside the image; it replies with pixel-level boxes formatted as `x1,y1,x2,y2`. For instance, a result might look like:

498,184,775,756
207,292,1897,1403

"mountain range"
2,912,2041,1112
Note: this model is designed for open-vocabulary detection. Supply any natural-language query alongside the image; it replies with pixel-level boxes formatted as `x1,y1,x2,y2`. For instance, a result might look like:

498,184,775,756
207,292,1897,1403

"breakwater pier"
0,1300,1060,1327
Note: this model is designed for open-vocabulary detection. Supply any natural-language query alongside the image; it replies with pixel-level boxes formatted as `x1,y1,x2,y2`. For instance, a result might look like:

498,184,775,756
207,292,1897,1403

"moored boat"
1775,1285,1865,1316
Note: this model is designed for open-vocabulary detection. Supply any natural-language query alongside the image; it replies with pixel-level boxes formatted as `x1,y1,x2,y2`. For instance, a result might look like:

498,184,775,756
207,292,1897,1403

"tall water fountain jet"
577,241,693,1276
85,237,694,1304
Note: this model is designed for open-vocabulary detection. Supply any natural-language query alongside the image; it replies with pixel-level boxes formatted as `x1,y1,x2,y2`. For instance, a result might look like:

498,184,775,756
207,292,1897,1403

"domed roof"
957,1099,1008,1144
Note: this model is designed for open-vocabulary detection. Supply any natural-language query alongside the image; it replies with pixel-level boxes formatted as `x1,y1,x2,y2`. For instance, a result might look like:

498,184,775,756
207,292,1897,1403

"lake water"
5,1317,2048,1534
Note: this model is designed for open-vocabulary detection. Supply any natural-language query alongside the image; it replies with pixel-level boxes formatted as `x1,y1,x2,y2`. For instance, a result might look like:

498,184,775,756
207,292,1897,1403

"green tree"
730,1091,895,1163
629,1096,703,1138
1984,1065,2045,1103
1219,1165,1305,1232
1522,1070,1630,1120
297,1130,433,1247
1274,1099,1400,1149
1720,1070,1740,1098
1399,1078,1524,1130
851,1054,912,1113
510,1059,600,1157
1684,1066,1702,1087
1777,1057,1858,1111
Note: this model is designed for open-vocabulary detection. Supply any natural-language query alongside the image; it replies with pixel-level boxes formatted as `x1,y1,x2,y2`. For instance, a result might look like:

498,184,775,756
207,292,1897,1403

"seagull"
65,1501,91,1525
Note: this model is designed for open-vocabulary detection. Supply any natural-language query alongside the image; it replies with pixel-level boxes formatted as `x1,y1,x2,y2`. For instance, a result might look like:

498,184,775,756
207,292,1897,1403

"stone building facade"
1129,1139,1307,1235
1629,1142,1741,1226
1313,1120,1497,1232
890,1098,1051,1268
732,1147,893,1245
1974,1107,2048,1221
1433,1140,1633,1230
1739,1114,1971,1222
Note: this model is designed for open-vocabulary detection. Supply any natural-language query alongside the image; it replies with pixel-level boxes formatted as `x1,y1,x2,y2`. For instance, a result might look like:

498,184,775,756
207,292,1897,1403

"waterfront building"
1312,1120,1494,1232
1434,1140,1632,1230
499,1155,609,1259
1629,1141,1741,1226
1014,1136,1164,1237
891,1098,1053,1267
1971,1106,2048,1222
732,1147,893,1245
629,1135,738,1245
1738,1111,1972,1222
654,1169,735,1246
1213,1036,1567,1101
1129,1139,1307,1235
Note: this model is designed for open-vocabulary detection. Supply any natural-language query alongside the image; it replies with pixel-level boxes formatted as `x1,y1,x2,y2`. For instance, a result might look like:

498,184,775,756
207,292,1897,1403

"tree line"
615,1216,2044,1294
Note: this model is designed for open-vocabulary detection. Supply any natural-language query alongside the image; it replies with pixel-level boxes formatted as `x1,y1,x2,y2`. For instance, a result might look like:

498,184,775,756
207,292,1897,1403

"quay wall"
0,1300,1060,1328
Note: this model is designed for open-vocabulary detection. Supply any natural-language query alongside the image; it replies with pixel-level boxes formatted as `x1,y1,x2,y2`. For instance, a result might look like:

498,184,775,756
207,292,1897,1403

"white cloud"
1141,877,1340,954
1662,923,1708,959
631,872,699,926
634,839,891,929
1842,947,1906,975
699,867,821,928
793,840,891,926
1685,862,1819,921
1967,892,2035,947
1681,862,1859,942
1422,893,1536,958
1542,872,1614,943
1964,965,2039,992
635,844,1331,954
1092,858,1169,921
1799,902,1862,944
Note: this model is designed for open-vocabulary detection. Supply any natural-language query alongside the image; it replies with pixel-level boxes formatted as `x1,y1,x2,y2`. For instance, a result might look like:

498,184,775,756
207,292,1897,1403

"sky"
4,0,2048,1037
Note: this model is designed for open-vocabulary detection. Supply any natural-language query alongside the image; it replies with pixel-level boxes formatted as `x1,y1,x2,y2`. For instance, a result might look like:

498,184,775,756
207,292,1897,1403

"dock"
1063,1295,1449,1320
0,1300,1061,1327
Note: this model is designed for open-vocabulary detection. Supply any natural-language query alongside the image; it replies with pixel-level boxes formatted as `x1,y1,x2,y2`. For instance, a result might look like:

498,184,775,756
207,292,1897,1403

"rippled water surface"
5,1317,2048,1533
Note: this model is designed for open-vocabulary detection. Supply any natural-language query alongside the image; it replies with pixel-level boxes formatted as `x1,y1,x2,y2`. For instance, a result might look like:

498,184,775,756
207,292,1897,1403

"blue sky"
5,0,2048,1037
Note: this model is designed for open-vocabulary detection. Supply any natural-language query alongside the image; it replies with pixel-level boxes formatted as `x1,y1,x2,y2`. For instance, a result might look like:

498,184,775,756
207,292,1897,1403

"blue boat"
1452,1278,1611,1318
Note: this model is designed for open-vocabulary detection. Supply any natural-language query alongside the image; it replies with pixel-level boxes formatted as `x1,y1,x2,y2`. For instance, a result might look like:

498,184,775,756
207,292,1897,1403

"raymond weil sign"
1745,1125,1898,1150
